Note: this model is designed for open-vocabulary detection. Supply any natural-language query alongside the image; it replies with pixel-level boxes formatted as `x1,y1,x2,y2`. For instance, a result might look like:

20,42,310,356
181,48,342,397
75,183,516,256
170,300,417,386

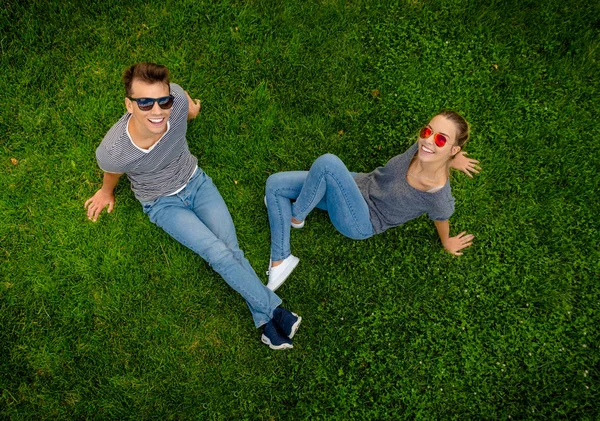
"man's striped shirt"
95,83,198,202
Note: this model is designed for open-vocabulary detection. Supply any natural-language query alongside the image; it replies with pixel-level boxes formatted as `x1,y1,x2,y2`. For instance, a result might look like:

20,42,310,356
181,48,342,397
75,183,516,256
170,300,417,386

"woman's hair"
438,110,470,148
123,63,170,96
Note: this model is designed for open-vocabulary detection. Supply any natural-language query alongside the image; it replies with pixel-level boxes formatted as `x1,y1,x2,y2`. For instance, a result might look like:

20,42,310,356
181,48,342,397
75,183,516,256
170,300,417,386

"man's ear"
451,145,462,157
125,97,134,114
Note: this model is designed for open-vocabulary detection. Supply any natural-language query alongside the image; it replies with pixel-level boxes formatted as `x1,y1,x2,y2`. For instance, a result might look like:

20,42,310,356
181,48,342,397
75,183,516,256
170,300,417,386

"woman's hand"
442,231,474,256
450,152,480,178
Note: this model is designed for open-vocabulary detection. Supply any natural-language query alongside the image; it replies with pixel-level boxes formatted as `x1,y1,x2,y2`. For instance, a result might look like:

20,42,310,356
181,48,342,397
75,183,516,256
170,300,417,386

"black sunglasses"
127,95,174,111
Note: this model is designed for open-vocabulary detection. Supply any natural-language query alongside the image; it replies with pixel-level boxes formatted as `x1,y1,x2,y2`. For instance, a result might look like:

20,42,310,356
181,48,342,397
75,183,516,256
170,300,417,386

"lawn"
1,0,599,419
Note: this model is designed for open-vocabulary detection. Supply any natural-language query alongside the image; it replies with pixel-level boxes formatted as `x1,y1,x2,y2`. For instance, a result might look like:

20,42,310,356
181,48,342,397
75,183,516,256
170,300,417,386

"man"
84,62,300,349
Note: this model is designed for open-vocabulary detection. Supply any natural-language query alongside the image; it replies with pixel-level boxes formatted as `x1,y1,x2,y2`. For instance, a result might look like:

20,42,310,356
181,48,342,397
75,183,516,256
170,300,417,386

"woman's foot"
266,255,299,291
291,217,305,229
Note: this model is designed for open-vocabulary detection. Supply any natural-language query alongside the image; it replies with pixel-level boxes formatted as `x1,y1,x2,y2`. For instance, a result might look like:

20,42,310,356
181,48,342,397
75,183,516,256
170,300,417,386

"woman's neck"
409,159,449,181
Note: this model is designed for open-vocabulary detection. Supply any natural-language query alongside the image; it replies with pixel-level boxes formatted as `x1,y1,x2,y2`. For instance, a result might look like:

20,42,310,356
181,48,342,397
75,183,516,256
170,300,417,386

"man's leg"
143,172,281,328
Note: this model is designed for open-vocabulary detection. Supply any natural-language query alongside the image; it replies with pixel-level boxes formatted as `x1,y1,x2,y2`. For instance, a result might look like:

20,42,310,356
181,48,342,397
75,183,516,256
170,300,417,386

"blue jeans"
265,154,374,261
141,169,281,328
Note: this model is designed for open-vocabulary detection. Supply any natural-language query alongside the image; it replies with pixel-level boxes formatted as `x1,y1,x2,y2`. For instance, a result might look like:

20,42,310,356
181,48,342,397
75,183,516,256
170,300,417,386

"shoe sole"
266,256,299,291
261,334,293,350
287,314,302,339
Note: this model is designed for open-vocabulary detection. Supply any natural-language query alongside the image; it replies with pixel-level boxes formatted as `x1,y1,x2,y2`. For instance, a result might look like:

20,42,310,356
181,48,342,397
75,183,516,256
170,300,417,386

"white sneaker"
266,255,299,291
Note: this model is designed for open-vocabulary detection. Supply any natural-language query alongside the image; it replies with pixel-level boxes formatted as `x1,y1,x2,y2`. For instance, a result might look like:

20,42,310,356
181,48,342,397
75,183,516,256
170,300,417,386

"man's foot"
273,307,302,339
266,255,299,291
261,319,293,350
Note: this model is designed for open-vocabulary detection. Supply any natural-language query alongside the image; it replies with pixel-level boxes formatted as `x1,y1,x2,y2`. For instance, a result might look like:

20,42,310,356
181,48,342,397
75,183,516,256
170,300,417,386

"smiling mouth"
421,144,434,154
148,117,165,126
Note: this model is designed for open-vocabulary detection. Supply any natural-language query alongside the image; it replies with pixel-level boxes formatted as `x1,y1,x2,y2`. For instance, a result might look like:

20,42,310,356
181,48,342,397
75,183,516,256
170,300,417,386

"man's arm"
185,91,201,121
84,172,123,222
433,219,474,256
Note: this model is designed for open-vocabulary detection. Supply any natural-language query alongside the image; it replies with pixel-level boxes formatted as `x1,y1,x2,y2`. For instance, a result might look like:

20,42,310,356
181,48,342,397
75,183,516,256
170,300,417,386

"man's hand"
84,189,115,222
442,231,474,256
185,91,201,121
450,151,480,178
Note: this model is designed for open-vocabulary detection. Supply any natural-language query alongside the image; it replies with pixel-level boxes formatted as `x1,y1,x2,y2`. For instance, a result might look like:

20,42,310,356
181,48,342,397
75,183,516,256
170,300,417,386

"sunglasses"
127,95,174,111
419,126,449,148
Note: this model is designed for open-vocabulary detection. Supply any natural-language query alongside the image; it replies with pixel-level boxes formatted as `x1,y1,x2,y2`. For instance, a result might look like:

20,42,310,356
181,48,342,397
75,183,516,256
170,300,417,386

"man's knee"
203,240,236,269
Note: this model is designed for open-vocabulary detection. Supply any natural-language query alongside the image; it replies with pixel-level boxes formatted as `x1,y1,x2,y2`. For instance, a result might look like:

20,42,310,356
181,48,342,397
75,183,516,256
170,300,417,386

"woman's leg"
292,154,374,240
265,170,327,262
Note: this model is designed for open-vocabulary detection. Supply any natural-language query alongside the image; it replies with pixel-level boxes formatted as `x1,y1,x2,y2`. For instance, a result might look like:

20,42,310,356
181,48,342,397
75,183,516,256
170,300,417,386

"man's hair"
123,63,170,96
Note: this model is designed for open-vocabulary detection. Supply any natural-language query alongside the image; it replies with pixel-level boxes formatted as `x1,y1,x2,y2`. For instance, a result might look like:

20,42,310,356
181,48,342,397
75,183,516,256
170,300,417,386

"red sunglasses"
419,127,448,148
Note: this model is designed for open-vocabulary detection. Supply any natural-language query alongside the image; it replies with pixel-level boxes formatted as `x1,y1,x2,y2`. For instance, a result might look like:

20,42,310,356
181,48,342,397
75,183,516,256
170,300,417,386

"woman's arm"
434,220,474,256
449,151,480,178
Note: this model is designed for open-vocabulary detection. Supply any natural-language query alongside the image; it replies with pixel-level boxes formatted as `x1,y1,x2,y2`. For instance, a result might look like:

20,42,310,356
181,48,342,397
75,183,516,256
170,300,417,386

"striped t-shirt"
95,83,198,202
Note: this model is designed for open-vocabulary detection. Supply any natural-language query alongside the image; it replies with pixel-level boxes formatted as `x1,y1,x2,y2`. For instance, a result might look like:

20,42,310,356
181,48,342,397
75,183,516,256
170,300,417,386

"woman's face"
416,114,461,164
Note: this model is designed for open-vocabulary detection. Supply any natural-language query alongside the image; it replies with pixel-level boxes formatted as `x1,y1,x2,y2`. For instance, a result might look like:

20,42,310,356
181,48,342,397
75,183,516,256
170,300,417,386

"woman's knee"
266,172,287,194
313,153,346,172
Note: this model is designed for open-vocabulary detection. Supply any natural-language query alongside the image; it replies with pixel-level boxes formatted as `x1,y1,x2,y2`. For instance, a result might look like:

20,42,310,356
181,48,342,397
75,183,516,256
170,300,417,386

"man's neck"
127,117,166,149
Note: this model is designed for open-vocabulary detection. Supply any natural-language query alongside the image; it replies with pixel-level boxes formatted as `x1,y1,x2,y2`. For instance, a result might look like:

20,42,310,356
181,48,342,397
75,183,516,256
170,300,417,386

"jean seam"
270,186,301,261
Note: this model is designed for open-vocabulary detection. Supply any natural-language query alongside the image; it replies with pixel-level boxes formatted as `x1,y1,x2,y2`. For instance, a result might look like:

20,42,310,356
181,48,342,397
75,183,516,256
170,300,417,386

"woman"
264,111,480,291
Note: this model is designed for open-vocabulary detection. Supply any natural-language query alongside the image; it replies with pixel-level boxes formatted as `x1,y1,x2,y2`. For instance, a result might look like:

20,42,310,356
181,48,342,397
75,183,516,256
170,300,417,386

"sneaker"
261,319,293,350
291,218,305,229
264,196,304,229
266,255,299,291
273,307,302,339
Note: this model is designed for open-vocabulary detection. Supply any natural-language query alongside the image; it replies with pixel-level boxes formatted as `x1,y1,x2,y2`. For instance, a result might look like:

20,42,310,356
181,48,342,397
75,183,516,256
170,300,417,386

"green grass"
1,0,599,419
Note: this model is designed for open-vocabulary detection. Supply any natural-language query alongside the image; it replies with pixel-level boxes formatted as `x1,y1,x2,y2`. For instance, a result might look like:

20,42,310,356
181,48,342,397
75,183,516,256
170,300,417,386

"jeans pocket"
141,199,157,215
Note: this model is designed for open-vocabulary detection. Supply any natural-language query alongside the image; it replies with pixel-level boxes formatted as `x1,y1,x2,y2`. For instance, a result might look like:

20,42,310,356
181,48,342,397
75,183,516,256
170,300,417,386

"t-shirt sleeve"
428,196,455,221
169,83,188,120
96,142,124,173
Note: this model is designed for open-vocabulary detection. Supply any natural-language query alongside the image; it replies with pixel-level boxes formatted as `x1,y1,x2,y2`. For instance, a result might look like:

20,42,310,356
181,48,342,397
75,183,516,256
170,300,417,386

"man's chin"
146,123,167,134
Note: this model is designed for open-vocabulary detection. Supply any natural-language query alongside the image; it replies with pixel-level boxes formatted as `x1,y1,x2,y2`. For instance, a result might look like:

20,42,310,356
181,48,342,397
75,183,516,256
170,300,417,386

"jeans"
141,169,281,328
265,154,374,261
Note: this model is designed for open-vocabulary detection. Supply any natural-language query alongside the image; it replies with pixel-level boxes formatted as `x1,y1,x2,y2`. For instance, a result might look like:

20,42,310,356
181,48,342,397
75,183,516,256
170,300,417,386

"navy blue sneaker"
273,307,302,339
261,319,293,350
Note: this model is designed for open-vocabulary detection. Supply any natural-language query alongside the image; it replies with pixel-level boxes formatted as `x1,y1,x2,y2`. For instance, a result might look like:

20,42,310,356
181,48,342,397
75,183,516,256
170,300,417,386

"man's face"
125,79,171,137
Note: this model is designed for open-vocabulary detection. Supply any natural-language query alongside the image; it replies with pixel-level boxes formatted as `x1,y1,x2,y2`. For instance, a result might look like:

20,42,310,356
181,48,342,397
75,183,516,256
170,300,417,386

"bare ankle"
271,260,283,267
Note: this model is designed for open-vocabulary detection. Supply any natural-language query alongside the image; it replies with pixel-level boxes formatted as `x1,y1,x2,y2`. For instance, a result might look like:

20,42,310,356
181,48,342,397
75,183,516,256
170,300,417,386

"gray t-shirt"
353,142,455,234
96,83,198,202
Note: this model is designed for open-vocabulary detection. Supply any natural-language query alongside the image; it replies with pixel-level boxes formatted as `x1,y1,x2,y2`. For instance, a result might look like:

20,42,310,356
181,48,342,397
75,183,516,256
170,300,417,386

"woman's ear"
451,145,462,157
